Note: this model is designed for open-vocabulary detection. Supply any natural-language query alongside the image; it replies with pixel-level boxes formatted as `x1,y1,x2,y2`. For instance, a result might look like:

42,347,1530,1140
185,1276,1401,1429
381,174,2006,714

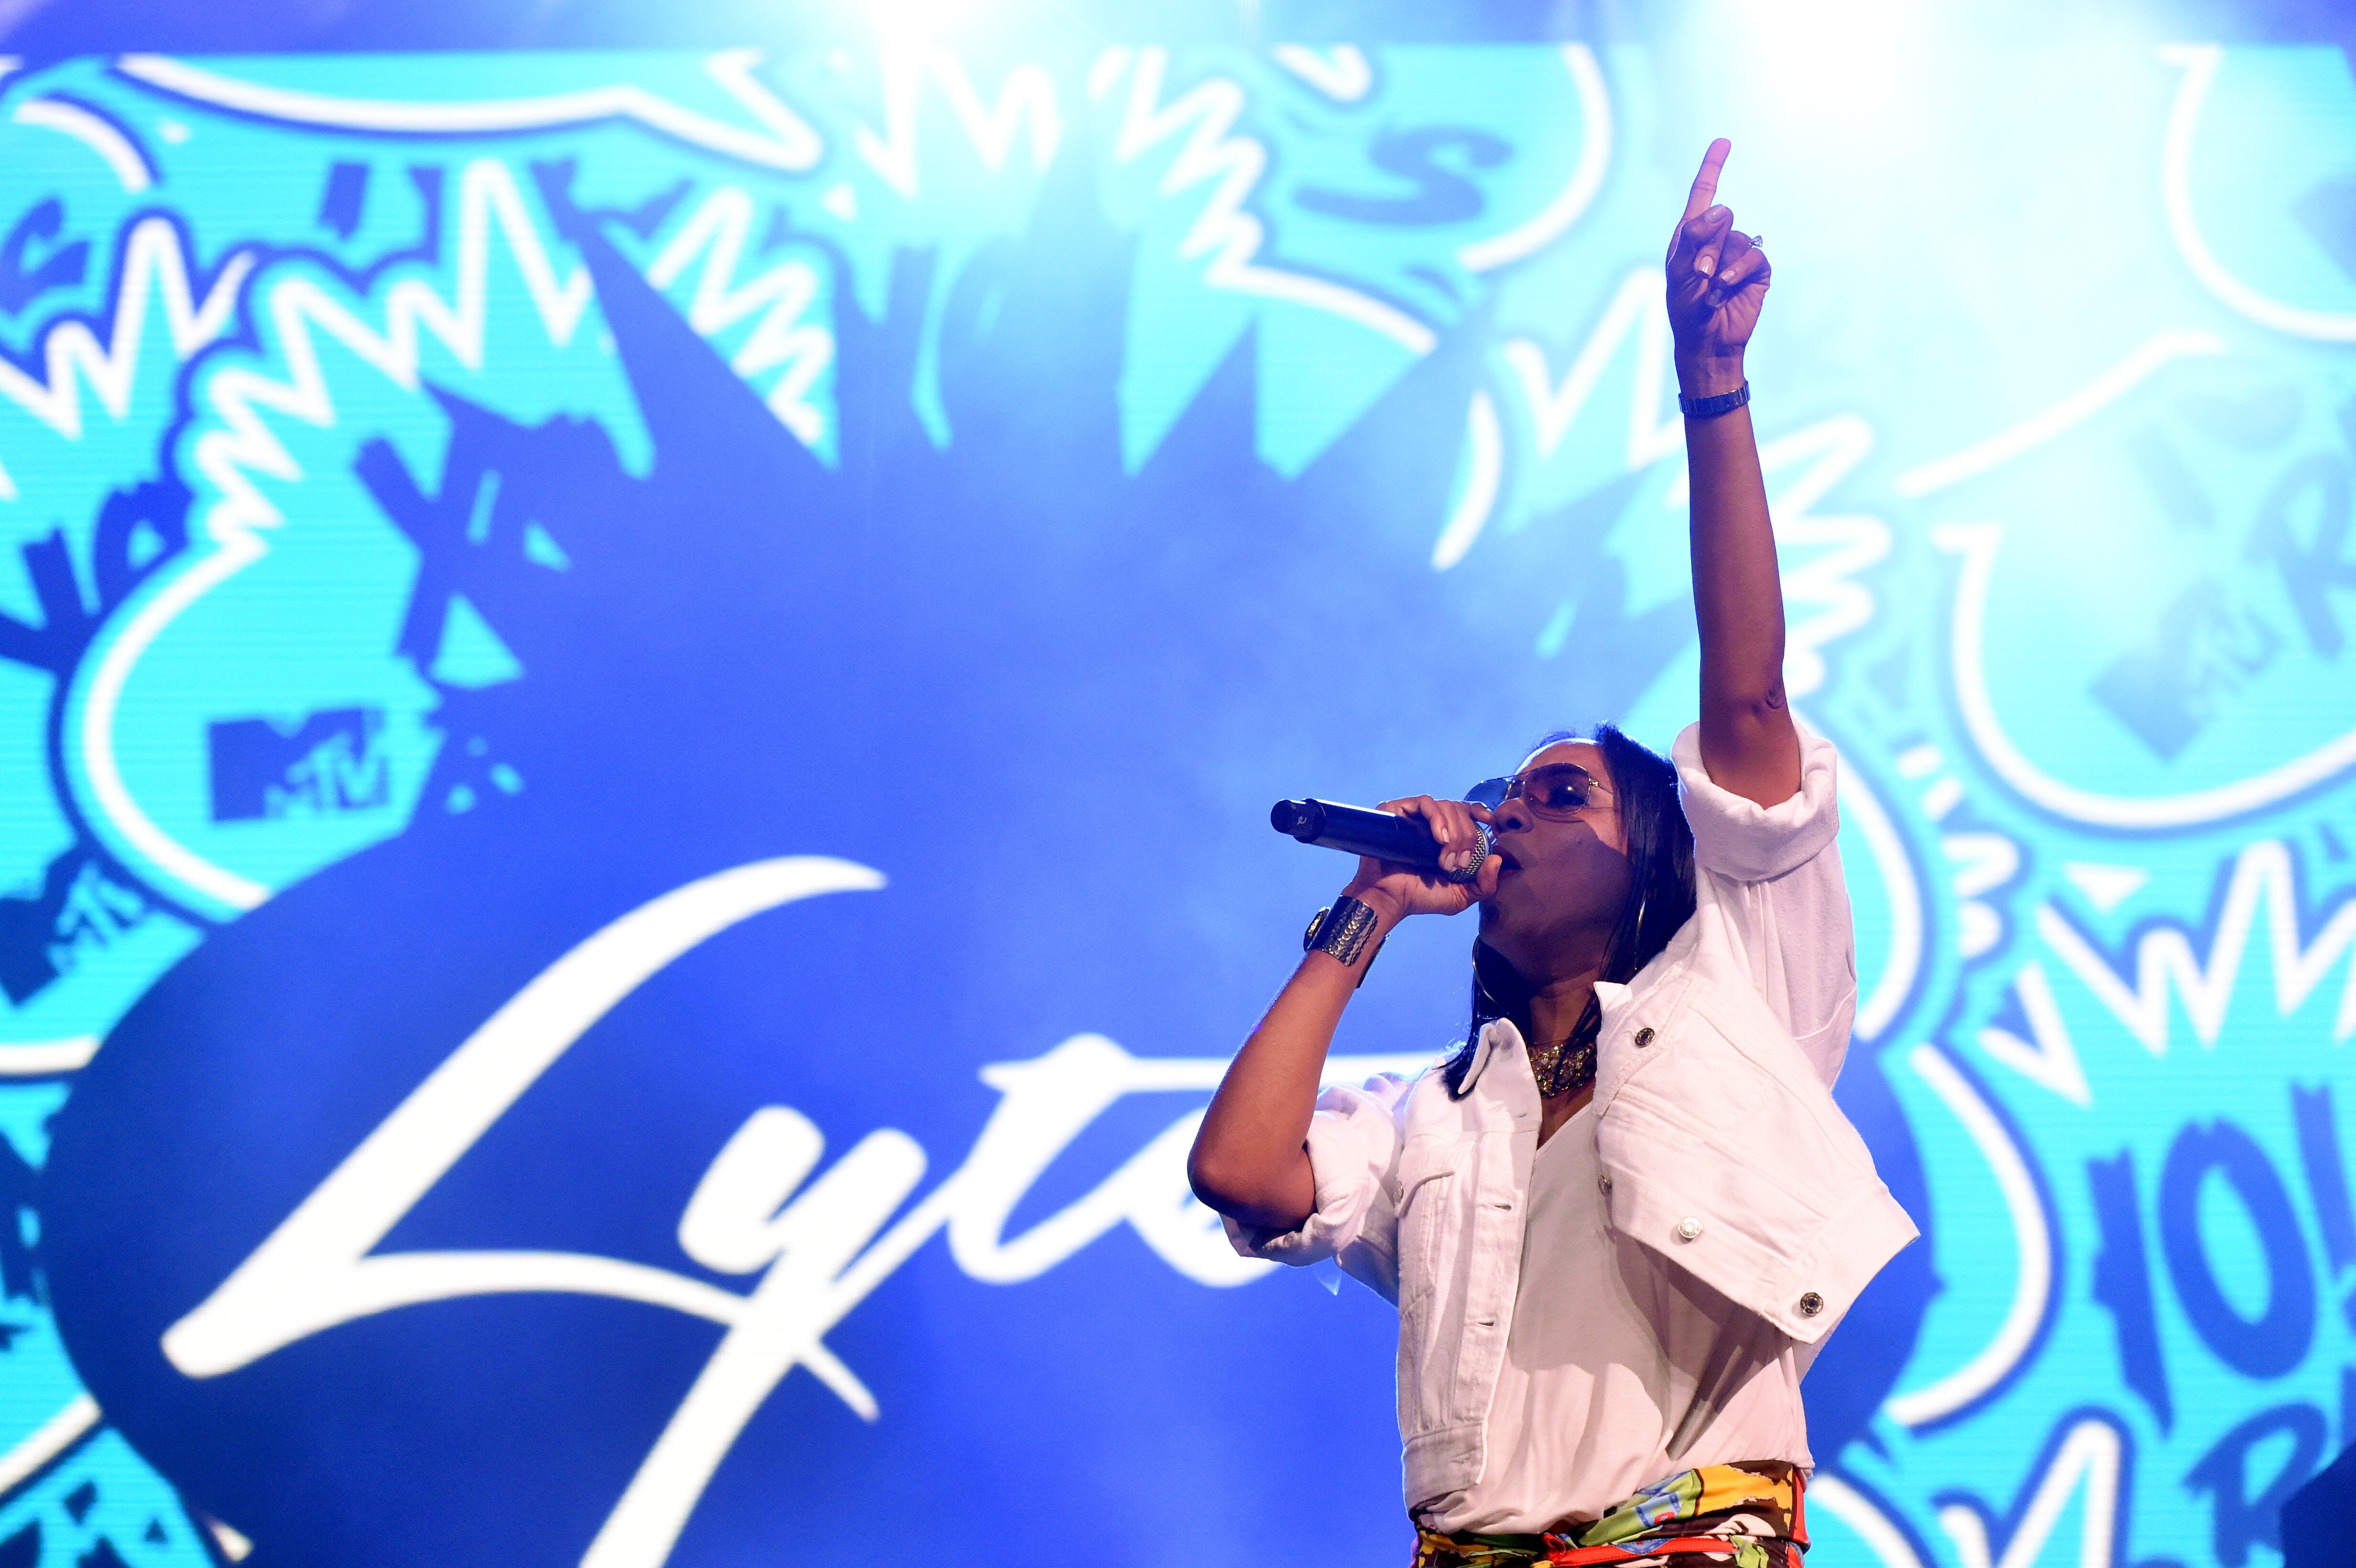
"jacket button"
1597,1174,1613,1194
1633,1027,1655,1047
1676,1216,1703,1241
1798,1292,1824,1317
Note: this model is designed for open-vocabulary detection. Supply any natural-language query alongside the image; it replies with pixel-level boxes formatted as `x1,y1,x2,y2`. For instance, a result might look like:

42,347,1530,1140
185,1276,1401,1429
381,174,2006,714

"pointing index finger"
1682,137,1732,224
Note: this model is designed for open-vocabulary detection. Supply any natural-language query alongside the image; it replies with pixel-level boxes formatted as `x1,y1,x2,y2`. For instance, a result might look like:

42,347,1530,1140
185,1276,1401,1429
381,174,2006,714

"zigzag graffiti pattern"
2039,838,2356,1054
1098,46,1436,356
0,216,253,483
79,159,593,915
645,187,833,446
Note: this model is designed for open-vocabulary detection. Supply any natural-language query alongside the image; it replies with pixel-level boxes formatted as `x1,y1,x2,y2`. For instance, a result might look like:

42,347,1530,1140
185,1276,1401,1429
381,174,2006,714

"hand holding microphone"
1271,793,1500,921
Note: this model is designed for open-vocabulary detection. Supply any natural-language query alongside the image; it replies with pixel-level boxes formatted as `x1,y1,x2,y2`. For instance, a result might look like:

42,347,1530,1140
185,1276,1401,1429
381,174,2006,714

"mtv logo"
0,849,145,1004
2089,581,2283,761
207,708,391,823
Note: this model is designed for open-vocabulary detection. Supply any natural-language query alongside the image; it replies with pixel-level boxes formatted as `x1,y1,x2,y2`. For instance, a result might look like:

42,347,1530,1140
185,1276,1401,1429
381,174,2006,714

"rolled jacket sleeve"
1672,720,1841,882
1671,720,1857,1090
1223,1071,1415,1304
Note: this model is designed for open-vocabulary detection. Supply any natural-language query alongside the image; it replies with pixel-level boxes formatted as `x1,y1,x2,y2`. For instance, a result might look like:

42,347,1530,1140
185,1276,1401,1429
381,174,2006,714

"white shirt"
1433,1097,1810,1530
1226,720,1917,1525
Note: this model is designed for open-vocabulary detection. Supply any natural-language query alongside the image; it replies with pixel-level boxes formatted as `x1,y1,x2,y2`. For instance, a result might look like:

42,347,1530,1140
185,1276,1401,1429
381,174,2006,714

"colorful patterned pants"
1411,1460,1807,1568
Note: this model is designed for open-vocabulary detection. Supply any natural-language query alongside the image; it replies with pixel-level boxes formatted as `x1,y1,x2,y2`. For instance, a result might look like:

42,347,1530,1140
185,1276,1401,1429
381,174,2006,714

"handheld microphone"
1270,799,1489,879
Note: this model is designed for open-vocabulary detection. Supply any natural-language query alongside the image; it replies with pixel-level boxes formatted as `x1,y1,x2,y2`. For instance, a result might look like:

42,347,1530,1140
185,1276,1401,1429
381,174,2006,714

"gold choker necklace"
1528,1035,1597,1099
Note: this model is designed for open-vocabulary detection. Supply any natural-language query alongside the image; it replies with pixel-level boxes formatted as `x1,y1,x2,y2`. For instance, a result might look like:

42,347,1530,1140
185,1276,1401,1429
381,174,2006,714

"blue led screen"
0,30,2348,1568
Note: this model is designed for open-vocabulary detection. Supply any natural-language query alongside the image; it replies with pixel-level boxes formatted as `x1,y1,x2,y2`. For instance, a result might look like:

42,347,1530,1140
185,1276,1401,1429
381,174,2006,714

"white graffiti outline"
0,217,251,443
1096,47,1436,356
0,1394,99,1499
852,47,1063,198
72,160,591,914
1748,415,1890,701
1501,266,1664,465
2035,838,2356,1054
644,186,834,445
2158,43,2356,343
1429,389,1501,570
1938,1418,2121,1568
1439,265,1672,571
1834,750,1924,1043
1456,45,1611,274
12,97,154,192
1661,419,1890,698
1883,1043,2053,1429
0,1038,98,1076
1976,961,2094,1108
1892,328,2226,498
1269,44,1372,104
1808,1473,1930,1568
115,50,823,173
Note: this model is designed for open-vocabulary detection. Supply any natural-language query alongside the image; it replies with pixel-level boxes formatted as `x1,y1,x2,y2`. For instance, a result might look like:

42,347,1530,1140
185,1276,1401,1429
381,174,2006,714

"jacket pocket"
1394,1131,1460,1285
1598,987,1914,1341
1393,1163,1455,1435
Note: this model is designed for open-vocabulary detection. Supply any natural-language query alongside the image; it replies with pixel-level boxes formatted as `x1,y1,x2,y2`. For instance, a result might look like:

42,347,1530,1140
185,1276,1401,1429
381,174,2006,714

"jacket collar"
1460,1018,1544,1128
1461,940,1695,1107
1462,1017,1512,1095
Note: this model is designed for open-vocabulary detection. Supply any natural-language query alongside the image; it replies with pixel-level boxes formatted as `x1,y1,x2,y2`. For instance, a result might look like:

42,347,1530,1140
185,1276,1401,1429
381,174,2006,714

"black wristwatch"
1678,380,1750,419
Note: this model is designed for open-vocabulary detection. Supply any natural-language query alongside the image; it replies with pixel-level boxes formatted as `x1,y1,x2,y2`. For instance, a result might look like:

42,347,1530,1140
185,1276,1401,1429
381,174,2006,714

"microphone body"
1270,799,1445,871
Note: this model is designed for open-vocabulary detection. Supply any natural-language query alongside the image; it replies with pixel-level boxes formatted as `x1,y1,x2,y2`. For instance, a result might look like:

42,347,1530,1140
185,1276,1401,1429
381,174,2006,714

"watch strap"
1677,380,1750,419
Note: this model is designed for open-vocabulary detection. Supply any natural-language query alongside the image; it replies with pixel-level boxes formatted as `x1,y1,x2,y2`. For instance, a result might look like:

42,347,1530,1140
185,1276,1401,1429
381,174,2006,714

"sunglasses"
1464,762,1613,819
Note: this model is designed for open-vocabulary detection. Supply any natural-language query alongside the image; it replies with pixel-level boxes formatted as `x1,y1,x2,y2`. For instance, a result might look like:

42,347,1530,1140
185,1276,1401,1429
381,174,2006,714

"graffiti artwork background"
0,20,2347,1568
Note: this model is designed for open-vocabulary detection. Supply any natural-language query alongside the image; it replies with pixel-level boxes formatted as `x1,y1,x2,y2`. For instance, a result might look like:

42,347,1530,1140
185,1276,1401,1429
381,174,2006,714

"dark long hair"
1440,723,1697,1098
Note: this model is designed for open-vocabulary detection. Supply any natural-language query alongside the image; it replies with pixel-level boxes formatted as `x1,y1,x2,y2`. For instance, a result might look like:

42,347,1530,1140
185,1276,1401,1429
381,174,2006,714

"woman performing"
1188,141,1918,1568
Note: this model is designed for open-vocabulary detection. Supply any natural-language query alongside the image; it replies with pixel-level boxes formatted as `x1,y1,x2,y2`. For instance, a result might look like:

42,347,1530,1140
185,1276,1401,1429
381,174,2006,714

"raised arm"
1666,140,1801,809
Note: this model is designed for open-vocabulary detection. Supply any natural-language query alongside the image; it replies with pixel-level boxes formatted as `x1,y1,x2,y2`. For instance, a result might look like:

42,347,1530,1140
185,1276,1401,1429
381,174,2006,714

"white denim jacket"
1227,722,1919,1510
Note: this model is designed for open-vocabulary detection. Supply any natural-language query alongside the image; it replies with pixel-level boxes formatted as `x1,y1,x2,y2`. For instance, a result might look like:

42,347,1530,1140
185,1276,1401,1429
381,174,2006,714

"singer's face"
1476,740,1632,982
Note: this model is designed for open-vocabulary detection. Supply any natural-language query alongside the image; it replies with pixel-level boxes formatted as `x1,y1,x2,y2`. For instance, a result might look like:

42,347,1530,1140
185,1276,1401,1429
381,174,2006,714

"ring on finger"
1446,824,1494,885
